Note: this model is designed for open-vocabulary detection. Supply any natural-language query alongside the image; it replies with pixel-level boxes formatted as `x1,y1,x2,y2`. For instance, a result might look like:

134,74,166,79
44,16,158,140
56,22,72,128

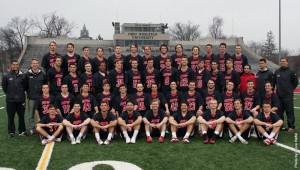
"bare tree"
0,27,22,61
246,40,263,55
7,17,33,50
34,12,75,38
168,21,202,41
208,16,226,39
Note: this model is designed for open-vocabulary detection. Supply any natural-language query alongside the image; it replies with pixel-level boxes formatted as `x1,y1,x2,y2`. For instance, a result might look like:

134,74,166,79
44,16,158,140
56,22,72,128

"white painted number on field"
68,161,142,170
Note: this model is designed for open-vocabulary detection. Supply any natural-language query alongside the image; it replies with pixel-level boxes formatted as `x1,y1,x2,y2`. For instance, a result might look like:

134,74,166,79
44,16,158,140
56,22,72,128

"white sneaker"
97,139,103,145
229,136,237,143
240,139,248,145
76,137,81,144
41,139,48,145
125,137,131,144
55,137,62,142
71,137,76,145
104,139,110,145
130,138,136,144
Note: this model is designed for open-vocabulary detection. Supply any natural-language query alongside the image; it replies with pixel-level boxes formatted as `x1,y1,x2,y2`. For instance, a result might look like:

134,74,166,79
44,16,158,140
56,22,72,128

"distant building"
79,24,92,40
113,22,169,47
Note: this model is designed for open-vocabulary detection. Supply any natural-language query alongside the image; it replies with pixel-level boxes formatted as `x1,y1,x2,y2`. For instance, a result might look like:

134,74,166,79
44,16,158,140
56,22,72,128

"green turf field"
0,89,299,170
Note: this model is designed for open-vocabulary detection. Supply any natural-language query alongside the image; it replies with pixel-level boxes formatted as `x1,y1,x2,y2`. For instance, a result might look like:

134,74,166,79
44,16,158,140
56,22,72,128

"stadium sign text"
128,33,158,40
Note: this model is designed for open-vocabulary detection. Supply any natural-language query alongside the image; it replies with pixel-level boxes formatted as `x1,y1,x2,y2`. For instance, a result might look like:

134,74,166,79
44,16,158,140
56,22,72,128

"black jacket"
274,66,298,97
2,70,27,102
256,68,273,94
26,68,46,100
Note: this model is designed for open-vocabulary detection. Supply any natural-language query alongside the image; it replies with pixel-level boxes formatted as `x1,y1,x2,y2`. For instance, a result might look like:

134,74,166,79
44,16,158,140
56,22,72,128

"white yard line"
275,142,300,154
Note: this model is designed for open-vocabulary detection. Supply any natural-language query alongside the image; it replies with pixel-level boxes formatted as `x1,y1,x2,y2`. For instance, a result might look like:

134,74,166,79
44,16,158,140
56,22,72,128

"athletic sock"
184,133,190,139
69,134,74,139
47,135,51,139
202,131,208,140
78,133,83,139
269,132,276,138
107,133,112,141
48,136,55,141
146,131,150,137
132,130,139,140
161,131,165,137
212,131,219,140
236,132,244,141
172,132,177,138
123,131,129,139
95,133,100,141
263,132,270,138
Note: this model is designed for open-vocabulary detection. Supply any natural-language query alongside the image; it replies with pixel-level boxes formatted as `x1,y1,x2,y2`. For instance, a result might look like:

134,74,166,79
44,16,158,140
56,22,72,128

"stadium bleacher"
19,36,279,73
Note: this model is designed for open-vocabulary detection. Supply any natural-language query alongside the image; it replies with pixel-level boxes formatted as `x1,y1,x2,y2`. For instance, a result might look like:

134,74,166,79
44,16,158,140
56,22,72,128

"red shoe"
263,138,271,146
209,139,216,144
158,136,164,143
270,138,276,144
170,138,179,143
204,138,210,144
146,136,153,143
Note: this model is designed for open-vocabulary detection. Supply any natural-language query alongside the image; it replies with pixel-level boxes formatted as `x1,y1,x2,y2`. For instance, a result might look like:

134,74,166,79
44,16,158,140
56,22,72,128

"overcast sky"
1,0,299,54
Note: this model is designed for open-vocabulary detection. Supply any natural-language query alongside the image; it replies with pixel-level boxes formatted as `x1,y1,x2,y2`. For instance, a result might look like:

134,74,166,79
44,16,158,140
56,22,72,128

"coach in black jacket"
274,57,298,132
2,60,27,138
26,59,45,134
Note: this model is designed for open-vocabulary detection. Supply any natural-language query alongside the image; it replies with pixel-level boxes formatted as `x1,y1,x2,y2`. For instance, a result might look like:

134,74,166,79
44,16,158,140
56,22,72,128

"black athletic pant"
278,95,295,129
6,102,26,134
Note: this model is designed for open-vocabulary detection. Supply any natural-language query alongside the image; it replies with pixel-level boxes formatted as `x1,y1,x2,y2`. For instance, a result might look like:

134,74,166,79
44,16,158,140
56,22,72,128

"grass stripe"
295,107,300,109
36,142,55,170
0,95,6,98
0,107,4,110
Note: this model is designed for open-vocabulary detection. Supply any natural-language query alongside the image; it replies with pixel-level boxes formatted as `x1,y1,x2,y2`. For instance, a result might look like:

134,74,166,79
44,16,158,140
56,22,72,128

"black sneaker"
8,133,15,138
19,132,28,136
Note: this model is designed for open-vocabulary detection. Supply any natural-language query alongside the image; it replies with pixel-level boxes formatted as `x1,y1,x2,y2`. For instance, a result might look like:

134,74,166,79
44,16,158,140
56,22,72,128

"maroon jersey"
195,69,211,92
142,68,160,93
203,53,217,71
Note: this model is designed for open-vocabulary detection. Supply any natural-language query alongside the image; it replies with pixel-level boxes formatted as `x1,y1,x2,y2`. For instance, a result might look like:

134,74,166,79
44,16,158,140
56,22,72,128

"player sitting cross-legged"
90,101,117,145
198,99,225,144
36,104,64,145
118,101,142,144
254,101,283,145
143,99,168,143
63,102,91,144
226,99,253,144
169,101,196,143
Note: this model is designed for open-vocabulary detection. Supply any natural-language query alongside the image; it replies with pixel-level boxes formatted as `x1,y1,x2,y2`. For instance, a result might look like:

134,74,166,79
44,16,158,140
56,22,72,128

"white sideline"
275,142,300,154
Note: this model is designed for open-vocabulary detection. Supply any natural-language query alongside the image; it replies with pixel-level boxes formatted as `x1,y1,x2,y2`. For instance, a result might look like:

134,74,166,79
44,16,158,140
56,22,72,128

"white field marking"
68,161,142,170
0,95,6,98
0,107,4,110
275,142,300,154
294,107,300,109
36,142,55,170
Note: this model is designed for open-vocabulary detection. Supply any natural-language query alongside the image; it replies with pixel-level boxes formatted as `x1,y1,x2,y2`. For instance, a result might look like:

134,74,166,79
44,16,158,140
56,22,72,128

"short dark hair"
160,44,168,52
67,43,74,48
259,58,266,63
206,44,213,48
219,43,227,47
82,46,89,51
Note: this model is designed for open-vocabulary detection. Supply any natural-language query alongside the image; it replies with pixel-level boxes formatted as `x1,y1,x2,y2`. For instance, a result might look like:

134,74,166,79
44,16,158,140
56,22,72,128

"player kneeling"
254,101,283,145
63,102,91,144
36,104,64,145
226,99,253,144
118,101,142,144
169,102,196,143
143,99,168,143
90,101,117,145
198,99,225,144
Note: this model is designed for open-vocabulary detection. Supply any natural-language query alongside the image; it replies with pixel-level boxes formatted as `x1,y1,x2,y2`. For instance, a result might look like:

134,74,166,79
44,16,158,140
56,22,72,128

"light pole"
279,0,282,64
